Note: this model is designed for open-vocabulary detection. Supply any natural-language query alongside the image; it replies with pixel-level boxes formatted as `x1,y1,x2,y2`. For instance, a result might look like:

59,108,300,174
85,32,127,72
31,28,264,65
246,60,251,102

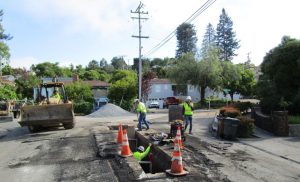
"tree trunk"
230,93,234,102
200,86,205,104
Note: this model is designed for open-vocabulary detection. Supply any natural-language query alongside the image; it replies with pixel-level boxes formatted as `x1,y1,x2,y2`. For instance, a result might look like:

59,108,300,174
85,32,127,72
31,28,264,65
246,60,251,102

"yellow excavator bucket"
19,103,74,127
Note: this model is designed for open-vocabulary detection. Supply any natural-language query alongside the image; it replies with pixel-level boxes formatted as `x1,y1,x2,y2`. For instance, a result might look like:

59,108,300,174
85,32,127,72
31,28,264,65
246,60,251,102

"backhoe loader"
18,82,74,132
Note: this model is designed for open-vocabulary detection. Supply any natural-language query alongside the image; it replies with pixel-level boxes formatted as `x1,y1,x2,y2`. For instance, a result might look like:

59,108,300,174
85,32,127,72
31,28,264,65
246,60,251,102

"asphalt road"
0,119,103,182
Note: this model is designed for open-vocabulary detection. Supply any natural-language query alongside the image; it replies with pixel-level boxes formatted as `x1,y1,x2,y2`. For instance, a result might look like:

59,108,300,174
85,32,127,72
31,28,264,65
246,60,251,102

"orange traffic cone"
166,136,188,176
117,124,123,144
120,129,132,157
174,126,184,149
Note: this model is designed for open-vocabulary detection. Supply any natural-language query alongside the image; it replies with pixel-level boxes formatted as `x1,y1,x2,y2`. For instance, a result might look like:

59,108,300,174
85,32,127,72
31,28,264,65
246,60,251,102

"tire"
28,125,39,133
63,122,74,129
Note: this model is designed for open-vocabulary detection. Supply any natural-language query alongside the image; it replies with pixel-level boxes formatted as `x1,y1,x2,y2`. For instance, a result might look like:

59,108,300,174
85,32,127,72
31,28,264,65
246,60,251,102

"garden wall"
252,107,289,136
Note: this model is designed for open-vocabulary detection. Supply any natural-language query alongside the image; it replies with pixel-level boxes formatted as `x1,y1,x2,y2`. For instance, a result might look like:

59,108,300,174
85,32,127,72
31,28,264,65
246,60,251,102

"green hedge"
289,115,300,124
74,101,93,115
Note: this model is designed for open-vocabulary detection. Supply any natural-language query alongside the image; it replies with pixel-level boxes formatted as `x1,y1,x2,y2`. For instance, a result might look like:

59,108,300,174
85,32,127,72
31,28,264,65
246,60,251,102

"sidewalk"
239,126,300,164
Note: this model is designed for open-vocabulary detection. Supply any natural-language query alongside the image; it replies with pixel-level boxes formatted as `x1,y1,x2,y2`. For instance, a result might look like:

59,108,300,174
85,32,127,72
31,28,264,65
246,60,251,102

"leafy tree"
65,81,93,103
15,71,40,99
0,83,17,100
61,67,72,77
238,64,256,97
83,70,100,80
201,23,217,60
0,10,12,73
168,53,222,102
142,71,156,101
216,8,239,61
100,58,108,68
2,64,13,75
221,61,242,101
31,62,63,77
176,23,198,58
108,70,137,110
87,60,100,70
111,57,127,70
257,36,300,114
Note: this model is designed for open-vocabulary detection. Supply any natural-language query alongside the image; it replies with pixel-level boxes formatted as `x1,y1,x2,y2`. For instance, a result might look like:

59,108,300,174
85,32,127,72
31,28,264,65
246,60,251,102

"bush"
236,116,255,137
220,106,241,118
234,101,253,114
289,115,300,124
74,101,93,115
205,97,229,108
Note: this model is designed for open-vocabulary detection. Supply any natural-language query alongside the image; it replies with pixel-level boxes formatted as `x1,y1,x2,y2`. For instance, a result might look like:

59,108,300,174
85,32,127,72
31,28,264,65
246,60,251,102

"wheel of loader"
63,122,74,130
28,125,40,133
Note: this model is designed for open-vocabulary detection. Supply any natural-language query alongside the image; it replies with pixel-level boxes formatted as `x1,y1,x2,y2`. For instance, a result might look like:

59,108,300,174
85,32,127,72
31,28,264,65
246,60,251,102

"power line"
144,0,217,57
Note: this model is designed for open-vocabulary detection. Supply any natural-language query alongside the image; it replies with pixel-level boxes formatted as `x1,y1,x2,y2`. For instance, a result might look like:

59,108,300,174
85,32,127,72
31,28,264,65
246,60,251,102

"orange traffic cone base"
119,153,133,158
165,169,189,176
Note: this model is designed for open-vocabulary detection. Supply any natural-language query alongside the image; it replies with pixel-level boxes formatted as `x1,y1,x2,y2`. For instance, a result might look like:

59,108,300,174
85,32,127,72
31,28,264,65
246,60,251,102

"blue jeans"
138,112,149,130
184,115,193,133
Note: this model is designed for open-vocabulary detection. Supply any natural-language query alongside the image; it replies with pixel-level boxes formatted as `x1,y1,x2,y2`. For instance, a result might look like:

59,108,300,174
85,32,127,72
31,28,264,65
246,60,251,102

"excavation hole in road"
135,131,172,174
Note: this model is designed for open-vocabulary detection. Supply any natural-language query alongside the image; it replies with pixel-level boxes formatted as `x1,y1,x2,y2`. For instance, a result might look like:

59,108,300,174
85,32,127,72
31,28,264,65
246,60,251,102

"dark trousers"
138,112,149,130
184,115,193,133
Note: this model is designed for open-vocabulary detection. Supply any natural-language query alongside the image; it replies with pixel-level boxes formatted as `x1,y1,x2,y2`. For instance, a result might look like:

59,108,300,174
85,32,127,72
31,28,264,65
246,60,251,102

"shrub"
236,116,255,137
220,106,241,118
234,101,253,114
289,115,300,124
205,97,229,108
74,101,93,115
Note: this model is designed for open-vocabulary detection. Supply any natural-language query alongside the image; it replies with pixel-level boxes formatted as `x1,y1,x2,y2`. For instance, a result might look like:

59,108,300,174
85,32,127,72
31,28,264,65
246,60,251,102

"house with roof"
41,75,110,100
146,78,240,108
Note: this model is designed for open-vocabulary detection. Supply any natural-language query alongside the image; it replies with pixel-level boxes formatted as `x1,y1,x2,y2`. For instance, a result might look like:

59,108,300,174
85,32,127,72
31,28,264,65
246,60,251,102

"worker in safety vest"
182,96,194,134
134,99,150,131
51,90,61,102
134,143,152,161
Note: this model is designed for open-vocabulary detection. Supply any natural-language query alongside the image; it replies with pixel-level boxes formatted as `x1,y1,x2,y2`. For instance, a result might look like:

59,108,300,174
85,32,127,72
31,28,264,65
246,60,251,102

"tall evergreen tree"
0,10,12,74
201,23,216,60
216,8,239,61
175,23,198,58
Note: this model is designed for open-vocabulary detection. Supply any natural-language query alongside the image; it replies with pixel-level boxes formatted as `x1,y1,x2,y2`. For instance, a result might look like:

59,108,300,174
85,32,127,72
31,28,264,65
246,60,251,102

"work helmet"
137,146,145,152
134,99,139,103
186,96,192,101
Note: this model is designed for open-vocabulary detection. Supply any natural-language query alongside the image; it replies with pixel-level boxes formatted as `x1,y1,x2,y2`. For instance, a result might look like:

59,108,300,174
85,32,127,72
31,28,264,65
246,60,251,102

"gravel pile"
87,103,134,118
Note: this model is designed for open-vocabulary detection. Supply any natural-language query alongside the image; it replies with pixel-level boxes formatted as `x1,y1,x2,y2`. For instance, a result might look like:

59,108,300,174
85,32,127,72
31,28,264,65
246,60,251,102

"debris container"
223,117,239,140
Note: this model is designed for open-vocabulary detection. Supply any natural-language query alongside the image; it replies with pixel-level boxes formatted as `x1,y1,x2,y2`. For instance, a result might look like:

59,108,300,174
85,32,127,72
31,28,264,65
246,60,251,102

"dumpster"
223,117,239,140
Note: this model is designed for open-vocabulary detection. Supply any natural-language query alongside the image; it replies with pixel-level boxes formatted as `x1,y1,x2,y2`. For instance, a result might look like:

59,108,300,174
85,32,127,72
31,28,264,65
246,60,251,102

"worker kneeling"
134,143,152,161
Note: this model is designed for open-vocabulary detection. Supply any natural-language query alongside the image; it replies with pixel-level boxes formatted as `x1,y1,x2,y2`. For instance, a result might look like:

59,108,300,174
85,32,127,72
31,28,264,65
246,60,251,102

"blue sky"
2,0,300,69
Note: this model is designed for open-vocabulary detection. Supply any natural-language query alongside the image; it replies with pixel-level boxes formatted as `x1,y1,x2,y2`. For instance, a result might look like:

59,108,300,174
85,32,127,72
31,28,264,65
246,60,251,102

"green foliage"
87,60,100,70
236,116,255,138
73,101,93,115
216,8,240,61
15,73,40,99
201,23,217,60
108,70,137,110
65,81,93,103
204,97,229,108
31,62,64,77
257,36,300,114
288,115,300,124
0,83,17,100
83,70,101,80
111,57,127,70
132,58,151,73
2,64,13,75
234,102,253,113
176,23,198,58
0,10,12,62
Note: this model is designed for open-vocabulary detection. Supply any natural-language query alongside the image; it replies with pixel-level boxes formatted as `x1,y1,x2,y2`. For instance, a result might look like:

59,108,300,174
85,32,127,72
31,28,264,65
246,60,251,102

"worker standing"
134,99,150,131
182,96,194,134
134,143,152,161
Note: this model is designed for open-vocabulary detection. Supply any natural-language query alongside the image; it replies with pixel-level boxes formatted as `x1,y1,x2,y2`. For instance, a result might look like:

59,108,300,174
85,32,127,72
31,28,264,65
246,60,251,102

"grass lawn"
289,115,300,124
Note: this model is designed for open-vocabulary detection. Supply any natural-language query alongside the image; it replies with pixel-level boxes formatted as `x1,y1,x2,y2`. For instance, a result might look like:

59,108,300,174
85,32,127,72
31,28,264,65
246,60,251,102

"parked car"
148,100,160,109
163,97,179,108
94,97,109,111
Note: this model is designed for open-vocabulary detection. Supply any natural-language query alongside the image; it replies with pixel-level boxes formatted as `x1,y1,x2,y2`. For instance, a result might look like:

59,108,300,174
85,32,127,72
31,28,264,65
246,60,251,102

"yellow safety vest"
183,102,193,116
136,102,147,113
133,145,151,161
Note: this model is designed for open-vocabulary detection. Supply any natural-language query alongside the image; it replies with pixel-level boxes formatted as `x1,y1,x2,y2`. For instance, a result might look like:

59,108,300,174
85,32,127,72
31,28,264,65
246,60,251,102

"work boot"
189,131,192,134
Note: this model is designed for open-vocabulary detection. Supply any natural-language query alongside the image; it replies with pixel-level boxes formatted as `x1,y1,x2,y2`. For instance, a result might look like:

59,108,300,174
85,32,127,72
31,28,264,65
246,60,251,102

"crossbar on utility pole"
131,1,149,101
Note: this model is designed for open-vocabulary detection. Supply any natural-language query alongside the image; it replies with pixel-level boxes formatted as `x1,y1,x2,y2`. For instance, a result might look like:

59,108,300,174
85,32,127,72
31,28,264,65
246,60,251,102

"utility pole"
131,1,149,100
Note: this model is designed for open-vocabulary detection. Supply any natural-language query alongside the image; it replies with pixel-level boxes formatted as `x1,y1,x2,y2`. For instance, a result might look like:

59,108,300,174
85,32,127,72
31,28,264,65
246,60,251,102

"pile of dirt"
87,103,134,118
